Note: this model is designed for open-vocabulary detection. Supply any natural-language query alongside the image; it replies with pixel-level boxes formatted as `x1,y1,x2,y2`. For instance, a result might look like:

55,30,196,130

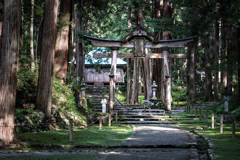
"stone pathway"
101,124,199,160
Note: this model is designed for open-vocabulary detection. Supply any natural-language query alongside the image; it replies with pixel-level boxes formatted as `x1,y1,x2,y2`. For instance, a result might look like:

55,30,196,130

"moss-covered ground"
15,124,132,149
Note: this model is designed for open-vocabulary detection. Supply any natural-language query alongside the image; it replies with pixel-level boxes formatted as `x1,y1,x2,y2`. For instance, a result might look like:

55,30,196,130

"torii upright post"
109,48,118,110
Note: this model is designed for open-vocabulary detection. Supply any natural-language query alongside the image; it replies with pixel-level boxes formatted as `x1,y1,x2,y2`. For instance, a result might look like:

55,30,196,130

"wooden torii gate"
84,26,196,111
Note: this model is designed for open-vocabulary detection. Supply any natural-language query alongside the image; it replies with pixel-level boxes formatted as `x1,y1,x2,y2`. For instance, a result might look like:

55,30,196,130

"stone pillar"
223,96,230,112
165,75,171,111
161,47,171,111
101,99,107,113
110,48,118,110
109,74,114,110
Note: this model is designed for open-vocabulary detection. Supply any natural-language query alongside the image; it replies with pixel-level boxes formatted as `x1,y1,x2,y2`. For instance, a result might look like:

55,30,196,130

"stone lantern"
151,81,158,100
221,87,232,112
101,99,107,113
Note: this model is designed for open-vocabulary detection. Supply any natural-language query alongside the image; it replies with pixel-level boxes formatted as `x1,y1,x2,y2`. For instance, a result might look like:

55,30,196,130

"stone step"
118,118,193,121
122,121,170,124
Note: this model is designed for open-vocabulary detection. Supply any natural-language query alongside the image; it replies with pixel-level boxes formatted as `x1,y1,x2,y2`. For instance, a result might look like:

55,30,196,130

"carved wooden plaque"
134,37,145,57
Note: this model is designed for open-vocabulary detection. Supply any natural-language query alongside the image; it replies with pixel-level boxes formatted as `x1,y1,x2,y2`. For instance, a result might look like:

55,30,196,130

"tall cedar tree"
152,0,162,99
36,0,58,120
54,0,72,81
126,5,132,104
0,0,21,145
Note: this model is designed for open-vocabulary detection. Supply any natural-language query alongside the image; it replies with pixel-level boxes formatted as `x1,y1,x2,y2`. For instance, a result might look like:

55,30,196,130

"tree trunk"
0,0,21,146
227,23,233,93
189,4,197,102
221,24,227,99
75,1,85,86
54,0,71,81
127,58,132,104
36,0,58,120
153,0,162,99
69,0,75,77
131,58,139,104
214,19,219,101
126,5,132,104
238,22,240,100
30,0,35,71
161,0,172,106
203,34,212,101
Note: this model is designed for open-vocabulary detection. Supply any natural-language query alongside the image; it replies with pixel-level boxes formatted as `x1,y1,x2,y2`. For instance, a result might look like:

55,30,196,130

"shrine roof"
84,34,197,44
84,49,127,65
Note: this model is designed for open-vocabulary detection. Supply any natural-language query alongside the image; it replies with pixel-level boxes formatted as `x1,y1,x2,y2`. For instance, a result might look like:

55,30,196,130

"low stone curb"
191,130,221,160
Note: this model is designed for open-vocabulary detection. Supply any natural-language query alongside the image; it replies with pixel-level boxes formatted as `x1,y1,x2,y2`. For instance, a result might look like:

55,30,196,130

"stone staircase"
113,105,185,124
86,86,186,124
86,85,108,112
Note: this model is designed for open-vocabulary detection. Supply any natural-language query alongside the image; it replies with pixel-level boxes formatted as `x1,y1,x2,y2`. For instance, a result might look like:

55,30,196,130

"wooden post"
232,116,235,138
206,111,208,122
211,113,214,129
192,105,194,114
115,112,118,124
99,114,102,130
185,106,186,112
199,109,202,121
220,114,223,133
195,108,197,118
109,112,111,126
69,119,73,142
177,99,179,107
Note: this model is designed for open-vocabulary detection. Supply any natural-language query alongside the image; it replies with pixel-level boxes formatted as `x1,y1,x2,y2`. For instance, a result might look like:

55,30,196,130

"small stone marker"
101,99,107,113
211,113,214,129
115,112,118,124
232,116,235,138
109,112,111,126
99,114,102,130
69,119,73,142
220,115,223,133
199,109,202,121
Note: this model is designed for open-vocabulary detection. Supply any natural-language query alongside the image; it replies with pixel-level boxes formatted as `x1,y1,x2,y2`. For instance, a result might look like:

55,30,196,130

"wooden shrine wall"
85,68,124,84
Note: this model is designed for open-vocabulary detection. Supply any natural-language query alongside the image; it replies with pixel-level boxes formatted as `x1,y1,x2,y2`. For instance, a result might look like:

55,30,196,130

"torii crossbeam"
84,26,196,111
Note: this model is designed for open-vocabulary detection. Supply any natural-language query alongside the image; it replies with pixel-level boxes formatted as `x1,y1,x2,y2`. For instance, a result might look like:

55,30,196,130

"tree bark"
161,0,172,106
238,22,240,100
0,0,21,146
227,23,233,93
69,0,75,77
214,19,219,101
203,34,212,101
30,0,35,71
54,0,71,81
75,0,85,86
221,24,227,99
189,4,197,102
131,58,139,104
126,5,132,104
153,0,162,99
36,0,58,120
